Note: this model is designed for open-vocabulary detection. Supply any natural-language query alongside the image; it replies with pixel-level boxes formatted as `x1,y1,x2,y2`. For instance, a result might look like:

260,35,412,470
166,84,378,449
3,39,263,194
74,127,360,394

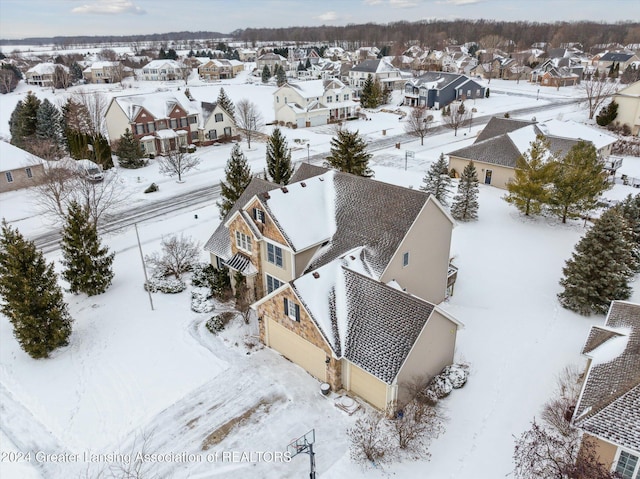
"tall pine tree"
36,98,64,148
217,88,236,122
360,74,381,109
558,207,637,315
505,135,555,216
218,144,253,218
115,128,145,168
265,127,293,185
261,65,271,83
276,64,287,87
324,129,373,177
619,193,640,272
61,201,115,296
451,161,479,221
10,92,41,148
420,153,452,206
550,141,609,223
0,221,72,359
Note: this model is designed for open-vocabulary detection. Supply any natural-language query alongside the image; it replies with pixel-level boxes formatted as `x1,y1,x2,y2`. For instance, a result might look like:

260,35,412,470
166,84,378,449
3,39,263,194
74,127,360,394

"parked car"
76,159,104,181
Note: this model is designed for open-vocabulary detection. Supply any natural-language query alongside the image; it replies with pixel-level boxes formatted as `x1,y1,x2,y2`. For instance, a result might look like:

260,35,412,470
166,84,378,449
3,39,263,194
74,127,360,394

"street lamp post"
307,143,310,163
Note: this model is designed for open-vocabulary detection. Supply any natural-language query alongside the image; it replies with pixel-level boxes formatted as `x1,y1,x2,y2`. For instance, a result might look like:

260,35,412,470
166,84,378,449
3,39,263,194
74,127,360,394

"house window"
267,243,283,267
224,127,232,136
209,130,217,140
326,95,333,102
191,131,199,141
266,274,283,293
344,94,350,100
615,450,639,479
157,121,166,130
188,115,197,124
170,118,178,128
214,113,223,122
180,117,188,127
253,208,265,223
25,167,33,178
5,171,13,183
403,252,409,267
235,231,252,252
283,297,300,321
276,96,279,103
135,124,145,135
147,122,155,132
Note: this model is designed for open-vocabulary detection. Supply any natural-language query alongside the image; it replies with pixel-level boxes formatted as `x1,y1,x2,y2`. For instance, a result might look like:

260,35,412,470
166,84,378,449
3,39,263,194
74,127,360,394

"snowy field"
1,66,639,479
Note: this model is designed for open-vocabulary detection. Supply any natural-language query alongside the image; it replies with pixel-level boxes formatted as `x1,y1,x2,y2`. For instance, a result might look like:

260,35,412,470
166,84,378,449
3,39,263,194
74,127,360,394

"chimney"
313,272,320,279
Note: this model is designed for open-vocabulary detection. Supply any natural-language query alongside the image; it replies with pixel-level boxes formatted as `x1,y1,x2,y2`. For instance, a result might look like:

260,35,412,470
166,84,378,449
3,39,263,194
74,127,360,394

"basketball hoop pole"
308,443,316,479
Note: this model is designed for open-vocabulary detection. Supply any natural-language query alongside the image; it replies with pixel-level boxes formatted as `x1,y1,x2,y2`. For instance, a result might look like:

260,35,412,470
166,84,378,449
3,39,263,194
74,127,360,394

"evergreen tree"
36,99,64,147
276,64,287,87
216,88,236,121
596,100,618,127
451,161,479,221
420,153,452,206
324,129,373,177
70,62,83,83
505,135,555,216
115,128,145,168
261,65,271,83
619,193,640,272
158,47,167,59
360,74,381,109
558,208,637,315
89,134,114,170
266,127,293,185
218,144,253,218
549,141,610,223
305,58,312,69
9,100,24,146
0,221,72,359
297,61,306,72
61,201,115,296
11,92,41,148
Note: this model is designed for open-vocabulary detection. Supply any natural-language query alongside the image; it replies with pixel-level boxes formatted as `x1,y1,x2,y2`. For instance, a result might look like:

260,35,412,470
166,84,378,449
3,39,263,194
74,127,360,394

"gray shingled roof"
289,163,331,183
599,52,634,62
350,59,380,73
304,171,430,277
475,117,536,143
409,71,463,89
449,120,581,168
203,177,277,259
292,265,436,384
573,301,640,453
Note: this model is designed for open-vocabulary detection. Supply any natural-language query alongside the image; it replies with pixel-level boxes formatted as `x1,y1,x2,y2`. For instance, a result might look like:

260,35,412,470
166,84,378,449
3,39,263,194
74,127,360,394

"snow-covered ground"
1,69,639,478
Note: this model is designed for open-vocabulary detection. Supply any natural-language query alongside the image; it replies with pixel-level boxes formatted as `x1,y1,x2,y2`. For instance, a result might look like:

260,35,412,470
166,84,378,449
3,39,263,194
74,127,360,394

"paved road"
32,95,584,253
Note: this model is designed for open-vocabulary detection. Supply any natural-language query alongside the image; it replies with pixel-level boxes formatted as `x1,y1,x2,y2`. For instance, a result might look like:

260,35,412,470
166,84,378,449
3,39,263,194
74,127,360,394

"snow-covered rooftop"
112,91,197,121
0,141,41,171
537,119,617,150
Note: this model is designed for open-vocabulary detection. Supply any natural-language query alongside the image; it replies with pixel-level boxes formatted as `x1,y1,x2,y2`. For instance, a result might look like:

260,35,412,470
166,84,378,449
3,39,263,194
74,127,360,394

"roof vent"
281,186,289,193
263,192,270,199
319,177,324,181
301,182,306,187
350,255,356,260
313,272,320,279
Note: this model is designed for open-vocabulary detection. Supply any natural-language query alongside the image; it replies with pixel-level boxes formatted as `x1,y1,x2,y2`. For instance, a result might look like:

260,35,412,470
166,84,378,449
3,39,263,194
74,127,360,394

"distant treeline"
1,20,639,51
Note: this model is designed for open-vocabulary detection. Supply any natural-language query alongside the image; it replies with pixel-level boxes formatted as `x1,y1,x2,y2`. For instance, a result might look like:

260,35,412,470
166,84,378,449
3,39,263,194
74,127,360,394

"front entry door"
484,169,492,185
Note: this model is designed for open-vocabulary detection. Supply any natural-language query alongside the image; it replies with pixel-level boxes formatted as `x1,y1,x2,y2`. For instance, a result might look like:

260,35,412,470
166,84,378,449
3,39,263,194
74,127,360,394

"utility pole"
135,223,154,311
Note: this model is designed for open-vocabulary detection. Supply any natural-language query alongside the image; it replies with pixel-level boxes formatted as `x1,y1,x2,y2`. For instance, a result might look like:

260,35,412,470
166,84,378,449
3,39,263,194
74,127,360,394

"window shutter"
294,304,300,322
252,208,257,220
283,298,288,316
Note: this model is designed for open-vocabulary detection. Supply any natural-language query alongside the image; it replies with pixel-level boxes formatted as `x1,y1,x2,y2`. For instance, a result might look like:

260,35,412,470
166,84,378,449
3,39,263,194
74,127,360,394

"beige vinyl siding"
105,101,132,144
266,318,326,381
395,309,458,406
261,241,294,282
381,199,452,304
346,362,389,410
293,245,322,277
448,156,515,189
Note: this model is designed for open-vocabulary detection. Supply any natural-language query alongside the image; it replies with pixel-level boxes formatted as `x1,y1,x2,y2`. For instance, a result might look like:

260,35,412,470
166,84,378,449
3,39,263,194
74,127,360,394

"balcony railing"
602,155,623,171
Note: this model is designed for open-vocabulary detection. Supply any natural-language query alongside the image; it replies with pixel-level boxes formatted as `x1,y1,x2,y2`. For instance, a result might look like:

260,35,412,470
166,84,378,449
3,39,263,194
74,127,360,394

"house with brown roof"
572,301,640,479
448,117,618,188
204,164,461,409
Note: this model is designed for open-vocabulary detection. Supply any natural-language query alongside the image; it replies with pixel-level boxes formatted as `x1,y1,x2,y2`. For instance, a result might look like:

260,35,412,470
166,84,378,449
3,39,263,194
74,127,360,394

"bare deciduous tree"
54,65,72,90
390,400,444,459
581,76,618,120
348,408,393,465
443,101,472,136
32,158,76,221
235,99,264,149
71,172,127,228
157,149,200,182
404,107,433,146
145,234,200,280
72,89,108,137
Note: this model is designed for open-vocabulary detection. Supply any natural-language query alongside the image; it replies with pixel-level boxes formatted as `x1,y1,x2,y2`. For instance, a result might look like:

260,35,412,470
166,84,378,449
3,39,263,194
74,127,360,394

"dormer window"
235,231,252,253
253,208,265,223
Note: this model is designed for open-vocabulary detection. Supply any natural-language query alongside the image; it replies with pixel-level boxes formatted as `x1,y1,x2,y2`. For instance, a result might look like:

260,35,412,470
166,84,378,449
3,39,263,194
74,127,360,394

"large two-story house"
572,301,640,479
139,59,190,81
204,164,462,410
273,79,357,128
348,58,403,94
25,63,68,88
403,72,486,109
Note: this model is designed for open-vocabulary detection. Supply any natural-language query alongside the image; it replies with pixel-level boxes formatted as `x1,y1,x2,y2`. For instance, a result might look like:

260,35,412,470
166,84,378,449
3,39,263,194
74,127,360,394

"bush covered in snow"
423,363,469,404
191,263,216,288
144,277,186,294
191,288,215,313
205,312,235,334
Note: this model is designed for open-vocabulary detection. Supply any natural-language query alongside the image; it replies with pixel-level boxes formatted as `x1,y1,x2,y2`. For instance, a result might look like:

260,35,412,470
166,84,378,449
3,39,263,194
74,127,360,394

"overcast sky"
0,0,636,40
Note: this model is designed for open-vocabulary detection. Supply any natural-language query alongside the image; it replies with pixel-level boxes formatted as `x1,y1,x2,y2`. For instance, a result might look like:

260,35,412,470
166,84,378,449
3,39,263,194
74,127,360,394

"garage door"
349,363,388,410
267,319,326,382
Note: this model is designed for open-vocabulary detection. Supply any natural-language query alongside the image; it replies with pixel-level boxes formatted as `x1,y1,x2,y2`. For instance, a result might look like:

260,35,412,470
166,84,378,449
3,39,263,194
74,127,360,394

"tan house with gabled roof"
613,80,640,136
572,301,640,479
204,164,462,409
